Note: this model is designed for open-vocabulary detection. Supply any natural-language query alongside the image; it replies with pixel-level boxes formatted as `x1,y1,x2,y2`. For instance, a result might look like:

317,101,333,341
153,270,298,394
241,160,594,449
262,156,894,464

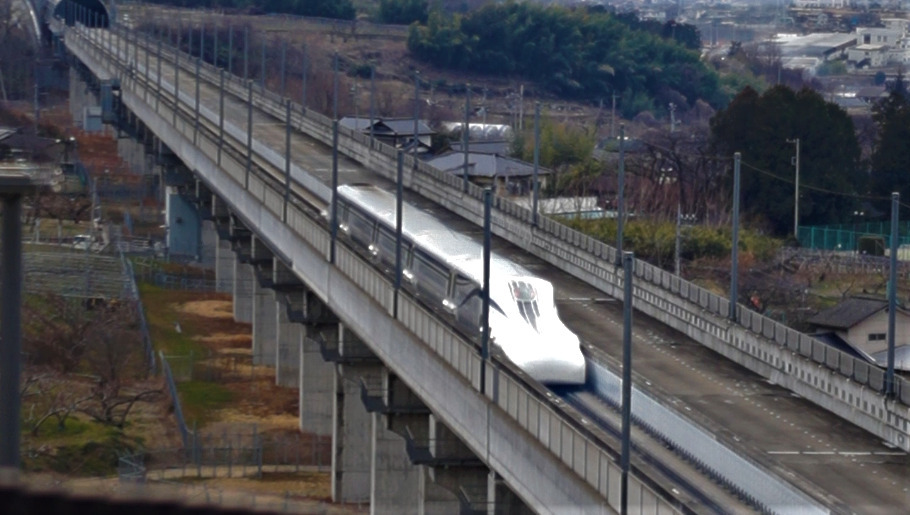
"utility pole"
675,201,682,276
610,93,617,139
730,152,741,321
886,192,899,397
669,102,676,133
787,138,800,238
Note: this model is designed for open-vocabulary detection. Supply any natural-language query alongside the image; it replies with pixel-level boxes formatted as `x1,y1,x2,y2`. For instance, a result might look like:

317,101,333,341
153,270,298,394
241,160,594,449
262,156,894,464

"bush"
562,217,782,268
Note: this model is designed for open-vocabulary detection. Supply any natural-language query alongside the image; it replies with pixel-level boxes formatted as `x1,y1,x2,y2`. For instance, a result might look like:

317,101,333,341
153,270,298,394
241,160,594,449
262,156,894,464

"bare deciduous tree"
22,293,162,431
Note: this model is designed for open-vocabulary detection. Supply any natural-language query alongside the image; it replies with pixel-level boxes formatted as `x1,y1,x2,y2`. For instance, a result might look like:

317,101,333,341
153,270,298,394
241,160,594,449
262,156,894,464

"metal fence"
798,221,910,251
159,351,190,448
122,251,157,375
119,427,331,483
116,427,338,514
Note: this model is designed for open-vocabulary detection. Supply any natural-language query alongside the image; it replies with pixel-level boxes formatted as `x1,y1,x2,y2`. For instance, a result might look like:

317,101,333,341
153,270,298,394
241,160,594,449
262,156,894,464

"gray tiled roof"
807,297,888,330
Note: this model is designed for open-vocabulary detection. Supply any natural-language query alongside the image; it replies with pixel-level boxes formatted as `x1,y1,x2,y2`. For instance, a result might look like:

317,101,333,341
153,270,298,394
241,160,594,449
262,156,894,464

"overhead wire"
737,160,910,209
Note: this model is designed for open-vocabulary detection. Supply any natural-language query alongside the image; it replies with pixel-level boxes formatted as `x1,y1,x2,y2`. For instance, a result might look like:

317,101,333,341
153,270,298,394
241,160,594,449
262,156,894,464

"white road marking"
767,450,906,456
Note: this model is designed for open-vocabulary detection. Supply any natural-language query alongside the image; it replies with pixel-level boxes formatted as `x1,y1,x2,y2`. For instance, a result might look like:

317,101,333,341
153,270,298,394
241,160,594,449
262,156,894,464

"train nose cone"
520,357,587,385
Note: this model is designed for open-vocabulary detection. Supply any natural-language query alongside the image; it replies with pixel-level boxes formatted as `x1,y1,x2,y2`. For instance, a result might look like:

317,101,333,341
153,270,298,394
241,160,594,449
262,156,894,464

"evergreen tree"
711,86,863,235
870,73,910,216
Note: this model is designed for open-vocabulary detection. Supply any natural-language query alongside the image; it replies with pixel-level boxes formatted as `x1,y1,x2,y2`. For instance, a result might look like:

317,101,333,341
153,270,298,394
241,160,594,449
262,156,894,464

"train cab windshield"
509,280,540,332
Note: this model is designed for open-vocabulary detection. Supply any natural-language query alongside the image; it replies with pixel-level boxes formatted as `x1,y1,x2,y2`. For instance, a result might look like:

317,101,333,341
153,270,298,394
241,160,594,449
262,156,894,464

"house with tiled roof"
339,117,435,154
809,296,910,371
425,151,552,196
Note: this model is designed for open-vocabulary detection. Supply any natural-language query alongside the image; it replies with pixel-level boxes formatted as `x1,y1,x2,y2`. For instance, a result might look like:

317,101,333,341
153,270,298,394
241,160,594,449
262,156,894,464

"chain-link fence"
131,258,217,291
119,427,331,483
798,220,910,251
159,351,190,448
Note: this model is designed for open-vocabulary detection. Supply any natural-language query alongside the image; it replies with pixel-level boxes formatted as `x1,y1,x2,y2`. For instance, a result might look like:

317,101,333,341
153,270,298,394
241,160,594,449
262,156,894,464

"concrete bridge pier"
162,164,200,259
250,235,276,366
272,260,303,387
68,65,101,129
329,326,381,505
420,414,486,513
362,370,448,514
289,289,337,437
230,217,253,323
211,196,234,293
488,472,533,514
194,181,216,268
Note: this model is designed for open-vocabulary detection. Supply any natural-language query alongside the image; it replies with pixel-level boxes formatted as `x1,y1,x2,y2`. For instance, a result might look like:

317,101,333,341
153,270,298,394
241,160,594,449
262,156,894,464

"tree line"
406,2,727,115
136,0,356,19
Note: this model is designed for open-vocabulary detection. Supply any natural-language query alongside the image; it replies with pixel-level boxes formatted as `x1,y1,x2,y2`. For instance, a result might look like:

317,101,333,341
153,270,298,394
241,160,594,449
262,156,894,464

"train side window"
376,227,397,267
412,250,449,300
347,208,374,247
453,275,482,330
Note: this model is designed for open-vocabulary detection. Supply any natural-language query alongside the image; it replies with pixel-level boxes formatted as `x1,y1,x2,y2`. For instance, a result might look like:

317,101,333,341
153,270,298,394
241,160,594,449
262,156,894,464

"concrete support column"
332,360,377,503
299,321,336,437
232,256,253,323
275,294,301,387
164,186,201,258
231,219,253,323
215,236,234,293
418,467,461,515
293,287,339,437
199,219,216,268
252,278,277,366
370,371,427,515
250,236,275,365
371,411,423,515
488,472,532,514
424,415,481,513
212,196,233,293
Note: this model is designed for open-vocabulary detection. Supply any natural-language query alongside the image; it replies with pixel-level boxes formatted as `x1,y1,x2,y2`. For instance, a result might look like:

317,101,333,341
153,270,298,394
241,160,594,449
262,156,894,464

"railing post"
284,101,291,222
330,120,339,264
194,57,200,144
246,80,253,189
218,68,225,166
173,26,180,127
156,38,162,111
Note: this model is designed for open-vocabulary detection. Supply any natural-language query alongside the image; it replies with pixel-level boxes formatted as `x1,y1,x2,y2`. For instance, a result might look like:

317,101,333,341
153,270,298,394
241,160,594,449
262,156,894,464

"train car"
334,183,586,385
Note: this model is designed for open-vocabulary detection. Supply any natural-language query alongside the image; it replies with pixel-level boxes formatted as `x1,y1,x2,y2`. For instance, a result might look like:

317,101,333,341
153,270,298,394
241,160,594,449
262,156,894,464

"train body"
334,184,586,385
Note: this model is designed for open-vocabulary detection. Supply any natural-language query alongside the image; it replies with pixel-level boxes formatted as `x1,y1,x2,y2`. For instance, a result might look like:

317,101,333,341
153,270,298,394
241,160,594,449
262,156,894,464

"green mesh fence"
798,221,910,251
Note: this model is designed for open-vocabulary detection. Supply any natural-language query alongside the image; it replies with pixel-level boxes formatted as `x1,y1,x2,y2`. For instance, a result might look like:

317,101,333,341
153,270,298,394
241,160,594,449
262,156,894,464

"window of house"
869,333,886,342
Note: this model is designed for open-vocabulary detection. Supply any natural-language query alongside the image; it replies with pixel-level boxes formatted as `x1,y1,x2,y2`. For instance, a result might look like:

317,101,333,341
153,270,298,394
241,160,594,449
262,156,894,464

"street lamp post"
787,138,800,238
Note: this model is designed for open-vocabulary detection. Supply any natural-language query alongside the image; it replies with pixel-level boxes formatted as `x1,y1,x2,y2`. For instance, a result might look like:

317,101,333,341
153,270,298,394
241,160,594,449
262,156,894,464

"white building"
848,44,889,68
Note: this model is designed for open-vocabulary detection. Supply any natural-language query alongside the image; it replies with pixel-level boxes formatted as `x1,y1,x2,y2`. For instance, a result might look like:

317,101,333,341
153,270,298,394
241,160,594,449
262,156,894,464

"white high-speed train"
334,184,586,385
